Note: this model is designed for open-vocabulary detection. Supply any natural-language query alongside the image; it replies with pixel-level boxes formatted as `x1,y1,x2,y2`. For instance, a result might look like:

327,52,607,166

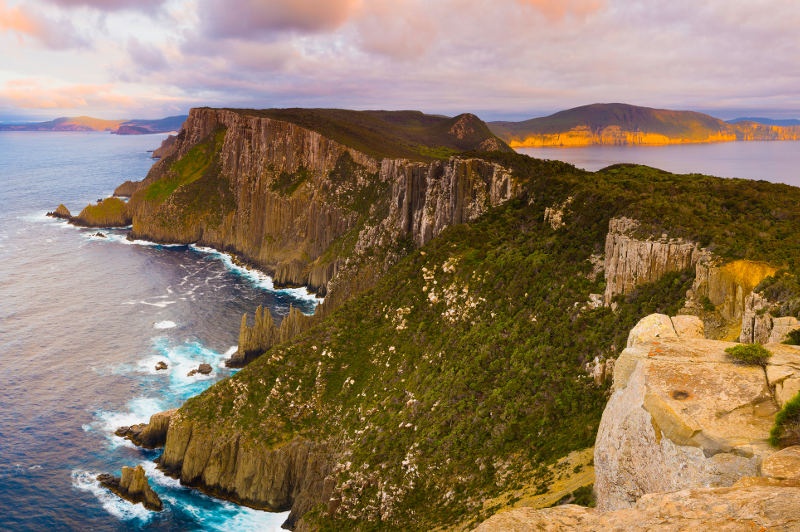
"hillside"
0,114,187,134
69,107,800,530
489,103,800,147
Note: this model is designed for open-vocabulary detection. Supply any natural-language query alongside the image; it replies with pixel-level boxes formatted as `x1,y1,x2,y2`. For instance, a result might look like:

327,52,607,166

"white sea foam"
154,320,177,329
189,244,323,308
71,469,153,522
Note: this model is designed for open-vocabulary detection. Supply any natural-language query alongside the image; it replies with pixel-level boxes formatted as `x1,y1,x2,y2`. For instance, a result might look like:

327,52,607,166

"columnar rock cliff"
123,108,517,297
603,217,700,305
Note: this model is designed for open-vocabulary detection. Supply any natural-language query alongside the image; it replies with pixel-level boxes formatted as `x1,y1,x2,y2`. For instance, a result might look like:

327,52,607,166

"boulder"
97,465,163,511
187,363,212,377
155,361,168,371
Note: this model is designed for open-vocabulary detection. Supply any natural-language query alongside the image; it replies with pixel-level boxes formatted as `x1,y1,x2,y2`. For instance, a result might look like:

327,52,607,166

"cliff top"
216,107,511,160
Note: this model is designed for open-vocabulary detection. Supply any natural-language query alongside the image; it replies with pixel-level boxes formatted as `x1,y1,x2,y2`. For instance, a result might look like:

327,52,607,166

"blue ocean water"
517,140,800,186
0,132,319,530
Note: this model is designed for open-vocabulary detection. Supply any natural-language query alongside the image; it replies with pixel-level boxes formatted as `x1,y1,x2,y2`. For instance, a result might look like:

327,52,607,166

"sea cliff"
94,107,800,530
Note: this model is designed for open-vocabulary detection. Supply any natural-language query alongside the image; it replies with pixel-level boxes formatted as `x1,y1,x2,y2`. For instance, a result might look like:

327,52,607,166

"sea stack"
97,465,163,511
46,204,72,219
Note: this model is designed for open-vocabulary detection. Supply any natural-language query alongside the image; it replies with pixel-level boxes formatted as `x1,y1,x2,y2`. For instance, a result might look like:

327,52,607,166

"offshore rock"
187,363,212,377
71,197,132,228
603,217,700,305
159,411,333,529
595,314,800,511
115,409,175,449
46,203,72,219
98,465,163,511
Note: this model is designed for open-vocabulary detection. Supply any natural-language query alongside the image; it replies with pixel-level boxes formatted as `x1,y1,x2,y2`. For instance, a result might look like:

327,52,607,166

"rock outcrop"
115,409,175,449
603,217,700,305
71,197,131,227
595,314,800,511
230,305,309,367
476,482,800,531
98,465,163,511
46,204,72,219
159,412,332,529
740,291,800,344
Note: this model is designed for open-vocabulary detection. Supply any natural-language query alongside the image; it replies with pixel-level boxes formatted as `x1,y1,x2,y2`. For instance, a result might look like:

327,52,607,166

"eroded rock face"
603,218,700,305
595,314,800,511
159,411,333,529
740,292,800,344
475,483,800,531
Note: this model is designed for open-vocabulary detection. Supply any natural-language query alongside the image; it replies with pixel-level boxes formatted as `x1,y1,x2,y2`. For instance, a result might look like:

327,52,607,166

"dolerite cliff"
120,108,515,297
477,314,800,530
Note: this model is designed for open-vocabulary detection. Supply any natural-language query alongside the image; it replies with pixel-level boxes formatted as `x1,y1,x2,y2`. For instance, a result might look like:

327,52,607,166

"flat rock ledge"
97,465,163,512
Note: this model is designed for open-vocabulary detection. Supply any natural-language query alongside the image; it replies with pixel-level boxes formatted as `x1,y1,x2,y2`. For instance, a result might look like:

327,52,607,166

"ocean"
517,140,800,186
0,132,319,530
1,132,798,530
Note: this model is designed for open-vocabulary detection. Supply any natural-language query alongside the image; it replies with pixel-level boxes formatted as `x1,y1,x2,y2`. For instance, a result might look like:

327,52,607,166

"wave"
71,469,153,522
154,320,177,329
190,245,323,308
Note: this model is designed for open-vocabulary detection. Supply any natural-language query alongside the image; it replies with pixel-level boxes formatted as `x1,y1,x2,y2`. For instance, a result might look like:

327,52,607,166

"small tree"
724,343,773,367
770,391,800,448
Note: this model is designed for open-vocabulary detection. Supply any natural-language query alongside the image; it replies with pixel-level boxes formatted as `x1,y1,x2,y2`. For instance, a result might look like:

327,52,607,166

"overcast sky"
1,0,799,121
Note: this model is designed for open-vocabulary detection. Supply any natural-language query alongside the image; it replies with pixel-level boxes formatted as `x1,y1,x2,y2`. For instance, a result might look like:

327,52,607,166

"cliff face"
126,108,517,297
159,412,332,529
603,217,700,305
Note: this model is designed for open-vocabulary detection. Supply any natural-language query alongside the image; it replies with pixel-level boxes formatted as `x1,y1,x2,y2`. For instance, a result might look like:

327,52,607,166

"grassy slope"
176,151,800,529
223,108,510,161
489,103,732,141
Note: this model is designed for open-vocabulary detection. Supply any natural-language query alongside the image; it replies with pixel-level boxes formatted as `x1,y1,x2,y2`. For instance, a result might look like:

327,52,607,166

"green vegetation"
75,197,130,227
770,391,800,448
270,165,311,196
757,271,800,319
219,108,510,161
724,343,773,367
144,128,226,203
784,329,800,346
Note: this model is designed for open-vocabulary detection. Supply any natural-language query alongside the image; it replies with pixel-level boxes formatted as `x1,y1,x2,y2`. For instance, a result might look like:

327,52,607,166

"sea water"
517,140,800,186
0,132,319,530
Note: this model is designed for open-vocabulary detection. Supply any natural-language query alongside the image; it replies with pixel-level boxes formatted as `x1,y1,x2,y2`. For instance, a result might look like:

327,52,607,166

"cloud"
40,0,168,12
199,0,360,39
516,0,605,20
126,37,169,72
0,79,133,110
0,0,86,48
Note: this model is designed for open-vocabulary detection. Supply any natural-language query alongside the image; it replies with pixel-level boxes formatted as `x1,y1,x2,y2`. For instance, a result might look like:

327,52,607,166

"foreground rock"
97,465,163,511
478,314,800,530
46,204,72,219
476,482,800,531
115,409,175,449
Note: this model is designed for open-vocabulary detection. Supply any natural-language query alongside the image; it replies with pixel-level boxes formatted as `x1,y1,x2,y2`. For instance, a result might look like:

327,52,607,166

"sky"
1,0,799,122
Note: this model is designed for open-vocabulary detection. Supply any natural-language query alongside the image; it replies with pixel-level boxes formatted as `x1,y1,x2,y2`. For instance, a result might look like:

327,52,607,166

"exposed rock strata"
159,411,332,529
603,217,700,305
98,465,163,511
125,108,517,297
741,291,800,344
595,314,800,511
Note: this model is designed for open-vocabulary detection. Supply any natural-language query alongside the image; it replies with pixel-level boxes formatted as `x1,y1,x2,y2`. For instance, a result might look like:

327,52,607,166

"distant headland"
0,115,187,135
489,103,800,147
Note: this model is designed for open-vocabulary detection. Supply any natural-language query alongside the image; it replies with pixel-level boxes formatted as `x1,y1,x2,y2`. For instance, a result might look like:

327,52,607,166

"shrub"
783,328,800,346
770,391,800,447
724,343,772,367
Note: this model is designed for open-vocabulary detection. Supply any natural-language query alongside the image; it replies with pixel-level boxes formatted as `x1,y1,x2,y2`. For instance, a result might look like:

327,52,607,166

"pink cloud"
40,0,168,11
199,0,360,38
516,0,605,20
0,79,133,110
0,0,86,48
